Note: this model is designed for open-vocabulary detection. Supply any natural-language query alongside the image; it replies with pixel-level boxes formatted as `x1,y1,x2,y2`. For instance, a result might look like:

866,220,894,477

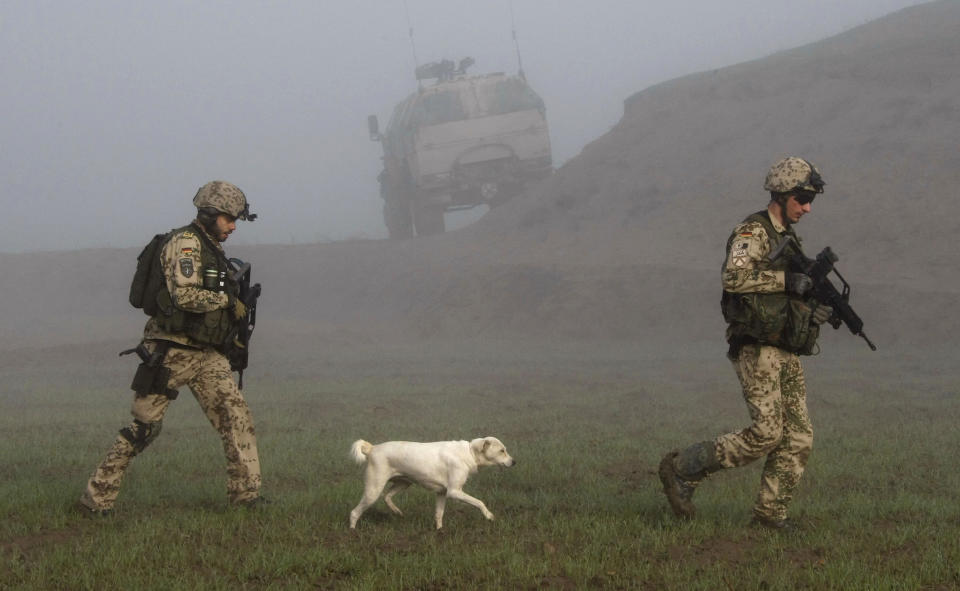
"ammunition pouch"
722,291,819,356
785,299,820,355
184,307,234,346
153,289,234,347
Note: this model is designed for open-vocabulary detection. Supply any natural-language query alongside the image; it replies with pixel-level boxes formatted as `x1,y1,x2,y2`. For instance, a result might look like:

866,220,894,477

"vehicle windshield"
402,77,545,129
481,78,545,115
412,90,465,126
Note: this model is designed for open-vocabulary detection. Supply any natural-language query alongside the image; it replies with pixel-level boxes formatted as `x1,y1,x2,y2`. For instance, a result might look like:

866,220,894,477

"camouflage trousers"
81,343,261,511
714,343,813,522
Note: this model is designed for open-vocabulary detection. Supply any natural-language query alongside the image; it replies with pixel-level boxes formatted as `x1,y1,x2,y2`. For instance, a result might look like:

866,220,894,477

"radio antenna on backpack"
509,0,526,80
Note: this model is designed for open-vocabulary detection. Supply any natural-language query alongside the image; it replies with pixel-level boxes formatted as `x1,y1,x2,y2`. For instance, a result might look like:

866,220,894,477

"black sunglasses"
794,192,816,205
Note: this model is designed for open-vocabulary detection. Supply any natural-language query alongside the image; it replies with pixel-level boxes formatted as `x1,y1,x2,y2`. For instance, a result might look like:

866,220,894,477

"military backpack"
128,230,175,316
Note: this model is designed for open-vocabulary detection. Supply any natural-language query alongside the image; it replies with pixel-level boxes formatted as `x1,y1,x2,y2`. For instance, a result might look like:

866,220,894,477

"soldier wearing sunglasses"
659,157,832,530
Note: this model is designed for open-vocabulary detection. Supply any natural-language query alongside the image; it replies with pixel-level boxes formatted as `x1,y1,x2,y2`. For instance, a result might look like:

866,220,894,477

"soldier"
79,181,265,515
658,157,833,530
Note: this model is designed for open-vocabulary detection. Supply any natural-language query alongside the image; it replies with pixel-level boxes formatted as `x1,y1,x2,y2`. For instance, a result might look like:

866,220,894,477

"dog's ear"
482,439,491,453
470,438,489,458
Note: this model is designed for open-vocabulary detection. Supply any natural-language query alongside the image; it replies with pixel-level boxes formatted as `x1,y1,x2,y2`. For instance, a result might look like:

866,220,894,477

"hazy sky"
0,0,928,252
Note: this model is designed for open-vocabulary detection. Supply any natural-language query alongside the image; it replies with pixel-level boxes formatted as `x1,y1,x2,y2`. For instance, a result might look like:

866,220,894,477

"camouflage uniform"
714,210,813,523
660,158,824,525
81,183,261,512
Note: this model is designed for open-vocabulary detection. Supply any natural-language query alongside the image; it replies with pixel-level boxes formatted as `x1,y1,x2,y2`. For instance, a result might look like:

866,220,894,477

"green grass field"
1,344,957,590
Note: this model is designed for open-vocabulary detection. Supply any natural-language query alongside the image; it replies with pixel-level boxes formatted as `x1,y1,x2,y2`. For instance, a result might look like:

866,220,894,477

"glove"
810,303,833,325
232,299,247,321
786,273,813,296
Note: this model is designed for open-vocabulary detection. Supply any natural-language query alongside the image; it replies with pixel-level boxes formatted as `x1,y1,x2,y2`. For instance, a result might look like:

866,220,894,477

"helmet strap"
768,194,790,227
196,207,220,234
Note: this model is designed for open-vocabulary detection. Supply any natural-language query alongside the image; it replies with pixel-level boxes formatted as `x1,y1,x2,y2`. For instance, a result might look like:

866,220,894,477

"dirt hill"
3,1,958,356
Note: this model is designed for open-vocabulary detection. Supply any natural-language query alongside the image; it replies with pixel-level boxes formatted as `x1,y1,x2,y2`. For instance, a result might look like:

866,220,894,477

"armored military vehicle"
368,58,553,238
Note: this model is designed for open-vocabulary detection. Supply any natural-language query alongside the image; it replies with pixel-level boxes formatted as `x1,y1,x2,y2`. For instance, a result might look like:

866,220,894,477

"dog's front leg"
446,489,495,521
434,493,447,529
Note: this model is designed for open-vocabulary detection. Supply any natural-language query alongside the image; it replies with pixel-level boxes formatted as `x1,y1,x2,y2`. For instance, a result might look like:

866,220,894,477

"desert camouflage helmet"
192,181,257,221
763,157,825,194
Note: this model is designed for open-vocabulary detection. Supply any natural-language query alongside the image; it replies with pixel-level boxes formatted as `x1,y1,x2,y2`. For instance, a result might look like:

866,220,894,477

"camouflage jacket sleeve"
721,221,786,294
161,229,229,312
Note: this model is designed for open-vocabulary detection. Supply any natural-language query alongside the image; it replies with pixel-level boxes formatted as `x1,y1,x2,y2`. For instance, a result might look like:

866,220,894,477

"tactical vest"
152,223,238,347
721,211,819,355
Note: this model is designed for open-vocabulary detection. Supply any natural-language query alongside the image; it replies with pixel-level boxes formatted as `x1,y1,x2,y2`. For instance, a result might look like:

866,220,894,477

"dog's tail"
349,440,373,465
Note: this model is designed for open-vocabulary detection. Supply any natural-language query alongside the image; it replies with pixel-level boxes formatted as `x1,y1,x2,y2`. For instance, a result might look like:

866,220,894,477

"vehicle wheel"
412,203,445,236
383,198,413,239
380,171,414,239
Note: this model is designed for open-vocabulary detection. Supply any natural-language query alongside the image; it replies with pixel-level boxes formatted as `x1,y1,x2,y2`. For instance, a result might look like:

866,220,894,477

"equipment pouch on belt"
122,342,179,399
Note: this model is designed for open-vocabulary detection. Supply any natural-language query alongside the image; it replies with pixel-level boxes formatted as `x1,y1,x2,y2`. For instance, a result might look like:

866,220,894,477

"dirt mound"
462,0,959,284
3,1,957,352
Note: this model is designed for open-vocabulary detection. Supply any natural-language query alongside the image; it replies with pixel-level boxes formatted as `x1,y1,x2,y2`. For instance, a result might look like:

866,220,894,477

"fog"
0,0,928,253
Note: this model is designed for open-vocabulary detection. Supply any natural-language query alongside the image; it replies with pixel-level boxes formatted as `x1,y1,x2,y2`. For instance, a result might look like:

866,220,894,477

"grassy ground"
1,344,958,590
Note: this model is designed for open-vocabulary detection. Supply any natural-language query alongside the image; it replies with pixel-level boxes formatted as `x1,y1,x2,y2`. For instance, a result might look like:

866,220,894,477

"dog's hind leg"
349,468,389,529
434,493,447,529
383,479,411,516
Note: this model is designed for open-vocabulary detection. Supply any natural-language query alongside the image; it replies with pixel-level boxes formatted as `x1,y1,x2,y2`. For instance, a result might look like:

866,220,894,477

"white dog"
348,437,515,529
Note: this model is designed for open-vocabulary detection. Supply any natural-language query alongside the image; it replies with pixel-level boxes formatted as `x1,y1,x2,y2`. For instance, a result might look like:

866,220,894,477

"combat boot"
658,440,722,519
235,496,271,510
749,515,798,532
76,500,113,518
658,452,697,518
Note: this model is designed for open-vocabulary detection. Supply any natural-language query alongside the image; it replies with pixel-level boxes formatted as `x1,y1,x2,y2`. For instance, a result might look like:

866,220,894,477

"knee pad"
119,419,162,454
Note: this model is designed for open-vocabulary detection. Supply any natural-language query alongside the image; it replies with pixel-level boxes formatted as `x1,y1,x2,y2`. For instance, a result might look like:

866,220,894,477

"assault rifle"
769,237,876,351
227,257,262,388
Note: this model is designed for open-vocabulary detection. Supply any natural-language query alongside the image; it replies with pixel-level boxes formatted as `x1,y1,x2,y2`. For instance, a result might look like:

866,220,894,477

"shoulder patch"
182,231,196,239
179,258,195,278
731,241,750,258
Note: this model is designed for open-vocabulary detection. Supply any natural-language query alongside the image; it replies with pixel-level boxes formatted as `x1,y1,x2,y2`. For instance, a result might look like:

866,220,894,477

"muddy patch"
667,535,759,568
1,527,85,561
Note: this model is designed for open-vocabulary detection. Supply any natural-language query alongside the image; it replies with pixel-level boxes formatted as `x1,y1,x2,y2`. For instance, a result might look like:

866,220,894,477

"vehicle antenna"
402,0,423,88
509,0,526,80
